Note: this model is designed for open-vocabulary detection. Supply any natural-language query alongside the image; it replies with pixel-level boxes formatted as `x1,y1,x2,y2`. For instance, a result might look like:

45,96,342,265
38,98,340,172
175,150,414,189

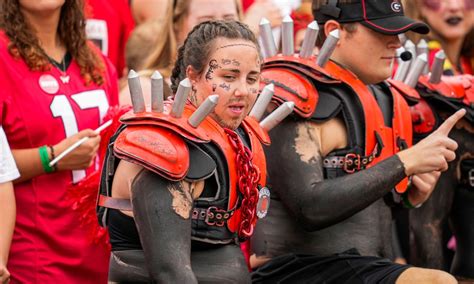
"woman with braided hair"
98,20,269,283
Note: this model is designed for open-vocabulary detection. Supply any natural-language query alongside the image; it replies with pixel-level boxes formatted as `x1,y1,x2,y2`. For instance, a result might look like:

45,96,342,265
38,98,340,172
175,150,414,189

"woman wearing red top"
403,0,473,74
0,0,118,282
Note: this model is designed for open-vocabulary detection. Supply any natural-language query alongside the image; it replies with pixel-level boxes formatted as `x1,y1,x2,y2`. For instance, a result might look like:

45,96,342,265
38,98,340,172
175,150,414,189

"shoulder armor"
261,55,338,118
386,79,420,106
418,75,466,100
119,102,211,143
114,124,190,181
242,116,270,146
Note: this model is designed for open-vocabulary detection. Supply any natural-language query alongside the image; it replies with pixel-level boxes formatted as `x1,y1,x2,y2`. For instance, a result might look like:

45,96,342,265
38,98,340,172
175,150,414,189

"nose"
233,82,250,98
445,0,463,11
388,35,402,50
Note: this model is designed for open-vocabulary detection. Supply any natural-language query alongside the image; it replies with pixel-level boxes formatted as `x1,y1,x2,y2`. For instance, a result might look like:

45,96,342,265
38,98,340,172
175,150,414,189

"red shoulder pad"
242,116,271,146
418,75,466,99
387,79,420,106
119,102,211,143
262,55,341,118
260,65,317,118
410,99,437,135
462,75,474,106
114,125,189,181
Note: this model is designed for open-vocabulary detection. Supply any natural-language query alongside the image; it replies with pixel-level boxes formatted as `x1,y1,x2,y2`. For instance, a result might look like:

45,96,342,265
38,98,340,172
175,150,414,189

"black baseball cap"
314,0,430,35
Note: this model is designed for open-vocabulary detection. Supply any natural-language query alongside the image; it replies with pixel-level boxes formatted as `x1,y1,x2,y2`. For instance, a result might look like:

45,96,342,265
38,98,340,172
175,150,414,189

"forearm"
131,170,197,283
278,155,406,231
12,148,49,183
0,183,15,265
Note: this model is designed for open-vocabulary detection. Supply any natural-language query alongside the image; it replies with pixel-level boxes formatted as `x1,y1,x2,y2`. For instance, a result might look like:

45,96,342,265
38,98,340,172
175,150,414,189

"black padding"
186,142,216,181
311,91,343,121
369,83,393,127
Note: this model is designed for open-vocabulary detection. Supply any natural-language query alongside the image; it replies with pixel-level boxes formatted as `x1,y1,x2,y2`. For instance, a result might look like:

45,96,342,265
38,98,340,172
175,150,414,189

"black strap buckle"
204,206,232,227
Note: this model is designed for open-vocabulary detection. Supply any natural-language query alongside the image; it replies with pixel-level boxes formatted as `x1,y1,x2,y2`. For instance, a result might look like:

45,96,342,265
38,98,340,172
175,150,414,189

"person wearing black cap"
250,0,463,283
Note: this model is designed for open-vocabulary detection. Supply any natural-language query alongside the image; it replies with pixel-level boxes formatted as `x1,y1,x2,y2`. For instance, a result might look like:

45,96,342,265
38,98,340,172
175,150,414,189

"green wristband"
39,146,54,173
401,191,422,209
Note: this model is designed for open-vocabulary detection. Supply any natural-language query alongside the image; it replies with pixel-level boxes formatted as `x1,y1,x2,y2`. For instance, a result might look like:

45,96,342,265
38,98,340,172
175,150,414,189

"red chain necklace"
224,128,261,239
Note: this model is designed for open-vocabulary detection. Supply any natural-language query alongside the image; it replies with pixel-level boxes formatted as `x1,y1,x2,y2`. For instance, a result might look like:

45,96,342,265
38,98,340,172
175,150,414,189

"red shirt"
0,32,118,283
85,0,135,77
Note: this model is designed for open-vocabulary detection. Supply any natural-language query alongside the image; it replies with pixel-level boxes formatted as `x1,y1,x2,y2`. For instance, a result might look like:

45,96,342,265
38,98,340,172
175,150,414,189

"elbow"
294,206,334,232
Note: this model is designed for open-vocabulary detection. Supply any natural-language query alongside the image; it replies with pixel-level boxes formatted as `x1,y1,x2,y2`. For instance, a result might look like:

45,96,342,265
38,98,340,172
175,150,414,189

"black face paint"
222,59,232,65
216,43,257,50
205,59,220,81
219,82,231,91
249,88,258,94
232,59,240,66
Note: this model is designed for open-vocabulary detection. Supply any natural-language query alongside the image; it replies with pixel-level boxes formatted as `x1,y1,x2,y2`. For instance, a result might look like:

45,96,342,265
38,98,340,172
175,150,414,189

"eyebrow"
220,68,260,75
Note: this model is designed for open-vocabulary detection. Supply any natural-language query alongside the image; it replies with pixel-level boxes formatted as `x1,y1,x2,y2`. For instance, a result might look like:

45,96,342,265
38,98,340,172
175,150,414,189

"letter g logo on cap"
391,1,401,12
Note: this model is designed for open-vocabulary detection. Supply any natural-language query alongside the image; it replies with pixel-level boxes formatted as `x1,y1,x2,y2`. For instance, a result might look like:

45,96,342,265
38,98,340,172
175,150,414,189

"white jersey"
0,126,19,183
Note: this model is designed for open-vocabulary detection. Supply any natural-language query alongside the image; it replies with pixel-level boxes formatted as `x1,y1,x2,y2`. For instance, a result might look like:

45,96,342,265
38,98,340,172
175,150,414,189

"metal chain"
224,128,260,239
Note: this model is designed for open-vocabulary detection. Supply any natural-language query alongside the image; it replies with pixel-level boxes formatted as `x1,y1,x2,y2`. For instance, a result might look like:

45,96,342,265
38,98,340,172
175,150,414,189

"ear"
324,20,341,37
186,65,200,84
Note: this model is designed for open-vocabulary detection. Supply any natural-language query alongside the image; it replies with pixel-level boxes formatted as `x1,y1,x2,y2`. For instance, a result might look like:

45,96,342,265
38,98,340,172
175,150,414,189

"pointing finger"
435,109,466,136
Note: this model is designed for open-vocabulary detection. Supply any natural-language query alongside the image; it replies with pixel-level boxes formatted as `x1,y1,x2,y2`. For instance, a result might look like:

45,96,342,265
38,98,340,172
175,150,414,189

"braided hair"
170,20,260,93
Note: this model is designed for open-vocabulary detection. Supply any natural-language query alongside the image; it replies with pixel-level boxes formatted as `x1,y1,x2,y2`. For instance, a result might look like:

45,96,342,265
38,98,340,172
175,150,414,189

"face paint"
205,59,220,81
218,82,231,91
232,59,240,66
222,58,232,65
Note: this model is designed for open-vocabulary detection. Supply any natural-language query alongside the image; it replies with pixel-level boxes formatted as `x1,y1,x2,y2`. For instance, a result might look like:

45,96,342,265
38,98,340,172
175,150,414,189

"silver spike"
429,50,446,84
416,39,429,75
316,29,339,67
188,95,219,128
128,70,146,113
260,101,294,131
249,84,274,121
151,71,164,112
404,54,428,88
282,16,294,56
259,18,277,58
398,33,407,45
395,47,405,65
299,21,319,59
170,78,191,118
393,60,411,81
404,40,417,62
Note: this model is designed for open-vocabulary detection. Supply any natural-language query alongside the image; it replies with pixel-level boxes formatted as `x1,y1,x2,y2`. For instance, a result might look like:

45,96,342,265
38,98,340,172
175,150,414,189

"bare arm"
0,182,15,283
12,129,100,183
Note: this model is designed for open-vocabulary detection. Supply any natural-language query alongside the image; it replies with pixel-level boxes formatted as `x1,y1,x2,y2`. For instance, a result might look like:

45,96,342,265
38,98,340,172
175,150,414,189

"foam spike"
151,71,164,112
404,54,428,88
404,40,416,61
260,101,294,131
259,18,277,58
398,33,407,45
249,84,274,121
299,21,319,59
393,60,411,81
128,70,146,113
188,95,219,128
316,29,339,67
171,78,191,118
282,16,294,56
429,50,446,84
416,39,429,75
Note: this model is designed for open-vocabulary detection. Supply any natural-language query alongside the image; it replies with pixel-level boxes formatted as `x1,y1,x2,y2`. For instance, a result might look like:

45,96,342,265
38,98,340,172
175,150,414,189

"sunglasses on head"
422,0,474,11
